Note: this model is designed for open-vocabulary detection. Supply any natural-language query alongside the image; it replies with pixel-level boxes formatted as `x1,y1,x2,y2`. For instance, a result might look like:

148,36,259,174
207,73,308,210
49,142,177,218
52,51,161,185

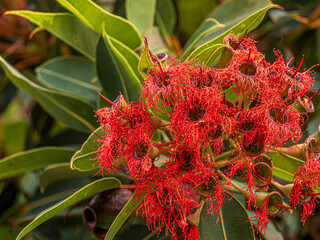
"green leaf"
5,11,99,61
126,0,157,36
105,195,142,240
155,0,176,38
56,0,142,49
190,0,279,58
183,18,225,57
16,177,121,240
193,43,228,67
199,193,254,240
3,120,28,155
37,56,101,102
71,127,103,171
38,163,97,191
0,147,75,180
0,56,98,132
138,39,154,78
145,27,169,54
96,31,141,102
267,152,304,182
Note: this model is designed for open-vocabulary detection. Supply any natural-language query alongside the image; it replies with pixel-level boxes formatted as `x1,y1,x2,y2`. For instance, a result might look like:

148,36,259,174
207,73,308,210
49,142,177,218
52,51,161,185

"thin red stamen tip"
93,131,104,139
269,202,292,209
97,92,114,105
308,88,320,102
277,5,284,11
2,11,7,17
309,150,320,153
245,48,252,75
291,55,304,79
302,192,320,196
234,29,248,50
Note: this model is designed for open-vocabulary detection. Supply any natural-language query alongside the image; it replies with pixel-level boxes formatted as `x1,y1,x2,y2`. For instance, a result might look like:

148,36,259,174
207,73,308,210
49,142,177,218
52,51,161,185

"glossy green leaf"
0,56,98,132
190,1,278,58
126,0,157,36
138,39,154,78
37,56,101,102
38,163,97,191
56,0,142,49
111,38,140,79
71,127,103,171
267,152,304,182
105,195,142,240
155,0,176,38
0,147,75,180
96,31,141,102
16,177,121,240
199,193,254,240
183,18,225,57
193,44,228,67
5,11,99,61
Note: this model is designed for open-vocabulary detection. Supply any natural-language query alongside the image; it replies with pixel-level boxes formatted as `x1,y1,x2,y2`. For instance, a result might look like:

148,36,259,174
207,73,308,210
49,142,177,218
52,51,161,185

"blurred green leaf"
190,0,278,58
0,56,98,132
105,195,142,240
199,193,254,240
5,11,99,61
56,0,142,49
37,56,101,102
96,31,141,102
192,43,228,67
16,177,121,240
267,152,304,182
70,127,103,171
38,163,97,191
0,147,75,180
3,120,28,155
176,0,218,42
126,0,157,36
145,27,169,54
155,0,176,38
138,40,154,78
183,18,225,57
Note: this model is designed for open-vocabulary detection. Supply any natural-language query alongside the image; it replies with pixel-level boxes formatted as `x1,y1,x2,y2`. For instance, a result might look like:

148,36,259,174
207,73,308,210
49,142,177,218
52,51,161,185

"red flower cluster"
94,32,318,239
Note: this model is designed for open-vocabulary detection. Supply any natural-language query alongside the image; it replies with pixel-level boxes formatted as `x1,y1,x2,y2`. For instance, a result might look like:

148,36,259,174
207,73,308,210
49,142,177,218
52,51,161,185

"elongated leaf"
183,18,225,57
0,56,98,132
126,0,157,36
105,195,142,240
38,163,97,191
71,127,103,171
199,193,254,240
96,31,141,102
155,0,176,38
110,38,140,79
5,11,99,61
190,1,278,58
193,44,228,67
37,56,101,102
56,0,141,49
3,120,28,155
16,177,121,240
0,147,75,180
138,39,154,78
267,152,304,182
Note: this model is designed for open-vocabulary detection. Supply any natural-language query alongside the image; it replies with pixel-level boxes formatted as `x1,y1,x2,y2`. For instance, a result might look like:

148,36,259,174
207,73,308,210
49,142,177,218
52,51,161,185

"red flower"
290,157,320,224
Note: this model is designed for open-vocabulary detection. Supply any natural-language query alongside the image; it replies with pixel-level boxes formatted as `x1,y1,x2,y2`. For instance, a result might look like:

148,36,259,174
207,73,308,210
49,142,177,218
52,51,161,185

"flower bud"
256,191,283,217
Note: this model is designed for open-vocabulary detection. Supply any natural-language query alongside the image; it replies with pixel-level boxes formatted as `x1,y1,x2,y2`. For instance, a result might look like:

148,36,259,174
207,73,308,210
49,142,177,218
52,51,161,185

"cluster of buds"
94,32,319,239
